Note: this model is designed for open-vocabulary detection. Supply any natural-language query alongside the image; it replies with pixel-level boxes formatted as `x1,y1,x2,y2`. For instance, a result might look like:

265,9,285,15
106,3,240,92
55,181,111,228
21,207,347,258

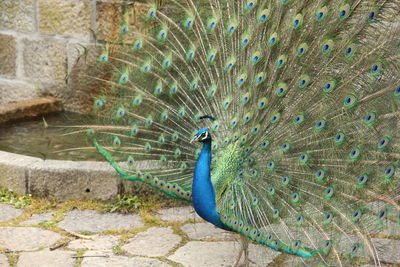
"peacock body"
69,0,400,265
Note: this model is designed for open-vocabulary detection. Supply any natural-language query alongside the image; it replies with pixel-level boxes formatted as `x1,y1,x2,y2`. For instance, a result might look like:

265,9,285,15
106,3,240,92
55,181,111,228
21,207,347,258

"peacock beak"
190,135,199,143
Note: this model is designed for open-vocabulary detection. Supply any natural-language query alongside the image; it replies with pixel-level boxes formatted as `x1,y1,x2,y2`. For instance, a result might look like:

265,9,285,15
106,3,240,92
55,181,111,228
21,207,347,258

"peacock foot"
232,234,256,267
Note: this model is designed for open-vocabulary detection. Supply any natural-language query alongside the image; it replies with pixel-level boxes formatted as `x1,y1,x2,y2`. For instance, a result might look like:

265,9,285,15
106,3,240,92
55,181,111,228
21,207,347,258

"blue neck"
192,140,226,229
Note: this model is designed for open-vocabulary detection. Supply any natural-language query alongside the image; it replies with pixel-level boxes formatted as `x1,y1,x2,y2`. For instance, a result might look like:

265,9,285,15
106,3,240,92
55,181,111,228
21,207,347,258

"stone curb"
0,97,63,123
0,149,159,201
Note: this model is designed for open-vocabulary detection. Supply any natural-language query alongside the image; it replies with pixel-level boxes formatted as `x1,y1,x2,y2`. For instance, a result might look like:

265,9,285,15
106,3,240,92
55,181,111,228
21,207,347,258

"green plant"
0,189,31,208
103,195,144,213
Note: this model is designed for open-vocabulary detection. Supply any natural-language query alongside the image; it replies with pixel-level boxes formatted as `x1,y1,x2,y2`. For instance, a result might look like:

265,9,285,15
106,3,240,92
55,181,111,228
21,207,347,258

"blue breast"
192,140,227,230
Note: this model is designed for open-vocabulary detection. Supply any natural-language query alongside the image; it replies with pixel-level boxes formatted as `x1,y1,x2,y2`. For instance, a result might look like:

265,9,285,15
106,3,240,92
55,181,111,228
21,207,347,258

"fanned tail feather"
67,0,400,265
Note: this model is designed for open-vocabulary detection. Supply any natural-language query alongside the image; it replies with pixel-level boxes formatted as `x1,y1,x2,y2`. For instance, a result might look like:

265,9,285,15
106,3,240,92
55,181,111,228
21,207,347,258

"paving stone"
338,234,400,263
280,257,393,267
123,227,181,257
39,0,91,38
68,235,119,250
0,34,16,77
372,238,400,264
57,209,143,233
0,0,34,32
168,241,280,267
245,243,282,266
181,222,234,240
0,227,62,251
21,212,54,225
280,255,307,267
0,204,23,221
157,206,201,222
0,254,10,267
81,250,171,267
281,254,352,267
381,221,400,238
338,235,400,265
17,249,75,267
360,264,393,267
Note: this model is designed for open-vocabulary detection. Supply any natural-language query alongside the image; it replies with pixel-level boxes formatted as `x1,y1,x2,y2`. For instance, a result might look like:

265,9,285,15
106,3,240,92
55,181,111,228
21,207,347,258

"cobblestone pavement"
0,204,398,267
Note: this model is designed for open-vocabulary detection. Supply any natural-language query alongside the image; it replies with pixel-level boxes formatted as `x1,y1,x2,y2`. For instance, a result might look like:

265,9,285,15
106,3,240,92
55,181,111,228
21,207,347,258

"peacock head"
191,128,211,143
191,115,215,143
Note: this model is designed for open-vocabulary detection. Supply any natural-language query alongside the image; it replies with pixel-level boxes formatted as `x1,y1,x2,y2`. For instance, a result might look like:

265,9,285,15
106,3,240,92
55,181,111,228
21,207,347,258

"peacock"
67,0,400,266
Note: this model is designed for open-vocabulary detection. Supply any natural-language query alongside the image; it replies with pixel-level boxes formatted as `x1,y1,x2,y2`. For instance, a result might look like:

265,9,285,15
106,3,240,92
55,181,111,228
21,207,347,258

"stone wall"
0,0,128,107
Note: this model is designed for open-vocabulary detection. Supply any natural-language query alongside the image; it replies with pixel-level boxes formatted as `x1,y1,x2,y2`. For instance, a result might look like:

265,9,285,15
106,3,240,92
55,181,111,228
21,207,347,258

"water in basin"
0,112,104,161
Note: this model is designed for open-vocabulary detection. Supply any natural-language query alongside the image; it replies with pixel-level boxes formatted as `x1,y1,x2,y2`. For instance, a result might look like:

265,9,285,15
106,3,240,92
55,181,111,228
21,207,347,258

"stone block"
0,34,16,77
23,38,67,82
0,0,35,32
96,2,123,42
28,160,120,201
0,151,41,195
96,1,149,42
0,79,37,105
66,43,99,75
39,0,91,38
64,43,106,111
0,97,63,123
0,150,165,201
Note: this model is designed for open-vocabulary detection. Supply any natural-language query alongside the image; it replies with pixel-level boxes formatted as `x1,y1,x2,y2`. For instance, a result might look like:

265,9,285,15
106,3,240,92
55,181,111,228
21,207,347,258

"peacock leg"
232,244,244,267
233,234,255,267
